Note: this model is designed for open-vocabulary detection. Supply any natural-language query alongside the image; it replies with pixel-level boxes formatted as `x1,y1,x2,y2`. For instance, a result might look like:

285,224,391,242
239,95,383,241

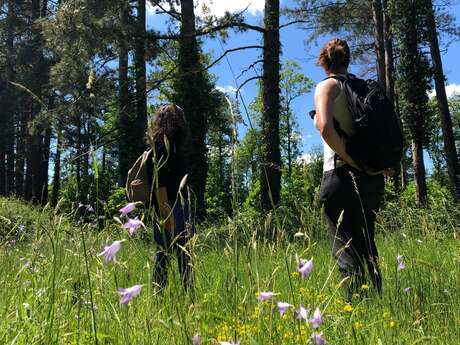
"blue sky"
147,0,460,160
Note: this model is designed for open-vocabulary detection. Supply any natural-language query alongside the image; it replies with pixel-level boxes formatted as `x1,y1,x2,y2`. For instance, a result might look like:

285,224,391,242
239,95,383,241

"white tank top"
314,76,355,172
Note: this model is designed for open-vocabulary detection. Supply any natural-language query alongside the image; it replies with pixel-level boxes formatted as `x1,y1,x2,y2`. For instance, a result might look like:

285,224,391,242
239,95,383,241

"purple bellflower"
311,332,327,345
396,254,406,271
98,240,124,263
310,308,323,329
298,258,314,279
119,202,136,217
192,334,202,345
257,292,275,302
277,302,292,317
295,305,310,320
118,284,142,305
122,218,146,236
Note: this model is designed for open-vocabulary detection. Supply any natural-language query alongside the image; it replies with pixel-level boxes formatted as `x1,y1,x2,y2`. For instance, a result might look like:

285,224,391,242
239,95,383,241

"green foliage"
399,179,455,207
0,198,46,243
281,147,324,209
280,60,314,174
1,195,460,344
106,187,128,218
288,0,375,72
427,94,460,188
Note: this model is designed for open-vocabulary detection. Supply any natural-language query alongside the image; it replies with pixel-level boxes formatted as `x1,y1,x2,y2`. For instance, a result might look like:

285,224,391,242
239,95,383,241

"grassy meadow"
0,197,459,345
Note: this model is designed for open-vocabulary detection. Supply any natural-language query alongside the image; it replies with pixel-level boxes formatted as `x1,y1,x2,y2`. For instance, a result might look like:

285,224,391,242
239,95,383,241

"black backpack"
328,74,404,171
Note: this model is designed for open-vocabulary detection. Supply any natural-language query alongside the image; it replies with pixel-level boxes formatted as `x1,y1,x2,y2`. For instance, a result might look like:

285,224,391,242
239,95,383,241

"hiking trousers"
152,199,195,290
318,165,384,299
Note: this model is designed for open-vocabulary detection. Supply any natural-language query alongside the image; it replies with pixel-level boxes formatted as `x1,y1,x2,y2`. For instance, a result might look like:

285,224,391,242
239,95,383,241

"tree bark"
29,0,47,204
177,0,209,218
41,125,52,204
412,140,427,206
24,108,33,201
287,110,292,179
134,0,148,157
117,0,131,186
382,0,402,192
261,0,281,211
15,116,26,197
372,0,386,88
4,0,16,195
396,0,429,205
424,0,460,199
51,128,62,207
76,115,82,198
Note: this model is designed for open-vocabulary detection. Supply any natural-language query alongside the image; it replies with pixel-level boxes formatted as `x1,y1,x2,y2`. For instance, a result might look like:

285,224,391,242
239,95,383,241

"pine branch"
237,76,263,94
148,0,181,21
202,45,263,72
236,59,264,79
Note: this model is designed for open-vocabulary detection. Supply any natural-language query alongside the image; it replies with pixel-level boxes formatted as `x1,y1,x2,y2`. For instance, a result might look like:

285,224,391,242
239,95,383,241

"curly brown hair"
317,38,350,72
146,104,188,147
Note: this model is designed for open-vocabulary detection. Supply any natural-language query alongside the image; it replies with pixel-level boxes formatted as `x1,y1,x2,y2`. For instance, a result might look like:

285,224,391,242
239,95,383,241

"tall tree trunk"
117,0,131,186
28,0,49,203
286,108,292,179
394,92,408,189
76,115,82,198
176,0,209,218
383,0,401,193
15,116,26,197
41,125,51,204
0,122,5,195
81,115,90,198
4,0,16,195
261,0,281,211
134,0,148,157
51,129,61,207
24,108,33,201
395,0,429,205
412,140,427,205
372,0,386,88
424,0,460,199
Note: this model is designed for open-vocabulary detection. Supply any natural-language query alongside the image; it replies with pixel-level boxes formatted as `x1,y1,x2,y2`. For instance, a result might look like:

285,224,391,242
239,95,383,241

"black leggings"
318,165,384,299
152,200,194,290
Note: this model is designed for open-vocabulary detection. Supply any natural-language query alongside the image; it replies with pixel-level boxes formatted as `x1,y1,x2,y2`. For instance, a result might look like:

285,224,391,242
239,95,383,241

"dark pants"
153,200,195,290
318,165,384,300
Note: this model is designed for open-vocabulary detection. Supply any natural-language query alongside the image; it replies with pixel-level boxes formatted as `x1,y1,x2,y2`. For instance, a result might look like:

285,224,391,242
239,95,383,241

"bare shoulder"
315,78,340,98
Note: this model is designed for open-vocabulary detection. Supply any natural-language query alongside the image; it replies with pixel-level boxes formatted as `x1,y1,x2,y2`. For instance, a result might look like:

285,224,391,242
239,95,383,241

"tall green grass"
0,197,459,344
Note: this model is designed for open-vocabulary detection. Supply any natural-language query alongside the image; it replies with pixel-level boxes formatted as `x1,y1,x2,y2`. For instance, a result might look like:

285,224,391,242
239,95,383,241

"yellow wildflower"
389,320,395,328
354,321,363,329
361,284,369,290
343,304,353,312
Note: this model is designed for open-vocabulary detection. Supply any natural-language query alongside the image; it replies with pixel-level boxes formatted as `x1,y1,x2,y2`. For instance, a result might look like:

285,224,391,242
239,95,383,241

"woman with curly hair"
145,104,194,290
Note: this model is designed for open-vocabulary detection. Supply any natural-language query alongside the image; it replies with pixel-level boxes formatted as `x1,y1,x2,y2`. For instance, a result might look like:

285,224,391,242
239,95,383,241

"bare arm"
158,186,175,231
314,79,361,170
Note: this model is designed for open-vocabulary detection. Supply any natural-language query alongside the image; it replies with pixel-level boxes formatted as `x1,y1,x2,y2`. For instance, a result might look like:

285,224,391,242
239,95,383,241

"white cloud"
297,153,312,165
147,0,265,18
216,85,239,94
429,83,460,99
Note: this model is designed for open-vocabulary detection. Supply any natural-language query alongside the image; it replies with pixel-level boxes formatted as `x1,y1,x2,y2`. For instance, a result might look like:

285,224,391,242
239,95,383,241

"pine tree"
393,0,433,205
260,0,281,211
422,0,460,199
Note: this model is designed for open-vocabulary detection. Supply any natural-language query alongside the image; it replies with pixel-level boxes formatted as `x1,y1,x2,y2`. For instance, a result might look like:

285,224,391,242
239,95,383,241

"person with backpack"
142,104,194,290
313,38,402,300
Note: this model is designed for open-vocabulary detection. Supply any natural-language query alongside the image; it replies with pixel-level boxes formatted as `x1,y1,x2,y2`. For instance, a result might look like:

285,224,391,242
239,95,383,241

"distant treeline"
0,0,459,218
